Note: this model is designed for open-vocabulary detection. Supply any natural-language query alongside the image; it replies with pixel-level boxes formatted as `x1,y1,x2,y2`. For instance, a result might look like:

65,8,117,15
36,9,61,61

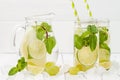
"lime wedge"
76,47,98,66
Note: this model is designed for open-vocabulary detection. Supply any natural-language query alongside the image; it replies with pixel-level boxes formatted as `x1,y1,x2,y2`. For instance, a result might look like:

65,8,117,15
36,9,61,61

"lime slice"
20,27,47,59
76,47,98,66
27,58,46,74
27,64,44,74
76,63,93,72
99,48,110,62
99,61,111,70
27,58,46,66
20,27,47,74
20,28,36,59
28,39,46,59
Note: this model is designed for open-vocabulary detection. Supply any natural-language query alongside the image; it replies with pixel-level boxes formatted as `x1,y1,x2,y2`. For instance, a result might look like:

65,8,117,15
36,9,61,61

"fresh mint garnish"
99,29,108,44
83,36,89,46
33,22,56,54
8,57,27,76
74,34,83,49
36,27,46,40
99,27,110,52
89,34,97,51
74,25,98,51
41,22,52,32
87,25,98,34
44,37,56,54
8,67,18,76
100,43,110,52
81,31,90,38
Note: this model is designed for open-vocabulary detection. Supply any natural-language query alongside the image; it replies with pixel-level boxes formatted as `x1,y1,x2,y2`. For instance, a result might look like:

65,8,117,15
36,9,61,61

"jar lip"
97,19,110,23
75,19,97,24
25,12,55,22
74,18,110,24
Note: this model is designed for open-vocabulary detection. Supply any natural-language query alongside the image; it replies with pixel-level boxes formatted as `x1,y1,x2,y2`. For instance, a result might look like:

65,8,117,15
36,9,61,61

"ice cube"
65,73,85,80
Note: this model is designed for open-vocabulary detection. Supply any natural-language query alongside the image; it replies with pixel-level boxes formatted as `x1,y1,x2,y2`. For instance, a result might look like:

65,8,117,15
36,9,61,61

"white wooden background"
0,0,120,53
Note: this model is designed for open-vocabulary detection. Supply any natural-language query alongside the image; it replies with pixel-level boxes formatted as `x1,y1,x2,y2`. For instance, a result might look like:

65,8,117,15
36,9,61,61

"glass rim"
25,12,55,22
74,18,110,24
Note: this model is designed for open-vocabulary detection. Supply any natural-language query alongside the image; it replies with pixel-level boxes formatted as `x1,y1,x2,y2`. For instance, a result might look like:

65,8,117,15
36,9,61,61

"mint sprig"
87,25,98,34
99,27,110,52
100,43,110,52
74,25,98,51
33,22,56,54
99,28,108,44
8,57,27,76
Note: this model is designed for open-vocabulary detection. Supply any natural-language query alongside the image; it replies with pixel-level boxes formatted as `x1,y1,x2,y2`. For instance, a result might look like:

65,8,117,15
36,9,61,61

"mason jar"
74,19,99,72
97,19,111,70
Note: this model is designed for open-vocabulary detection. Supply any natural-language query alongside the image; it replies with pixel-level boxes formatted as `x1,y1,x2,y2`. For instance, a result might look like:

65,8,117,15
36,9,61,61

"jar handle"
13,24,26,47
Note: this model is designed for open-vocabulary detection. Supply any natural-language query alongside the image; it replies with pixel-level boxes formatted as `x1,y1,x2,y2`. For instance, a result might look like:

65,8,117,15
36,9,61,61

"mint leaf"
8,57,27,76
74,34,83,49
8,67,18,76
17,61,27,72
100,43,110,52
34,22,52,40
83,36,89,46
101,27,109,32
17,57,27,72
44,37,56,54
41,22,52,32
20,57,25,63
36,27,45,40
99,30,108,44
87,25,98,34
81,31,90,38
89,34,97,51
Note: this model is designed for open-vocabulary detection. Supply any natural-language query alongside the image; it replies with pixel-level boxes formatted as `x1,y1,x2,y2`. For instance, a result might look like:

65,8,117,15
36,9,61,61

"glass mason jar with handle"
74,19,99,72
13,13,59,75
97,19,111,70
